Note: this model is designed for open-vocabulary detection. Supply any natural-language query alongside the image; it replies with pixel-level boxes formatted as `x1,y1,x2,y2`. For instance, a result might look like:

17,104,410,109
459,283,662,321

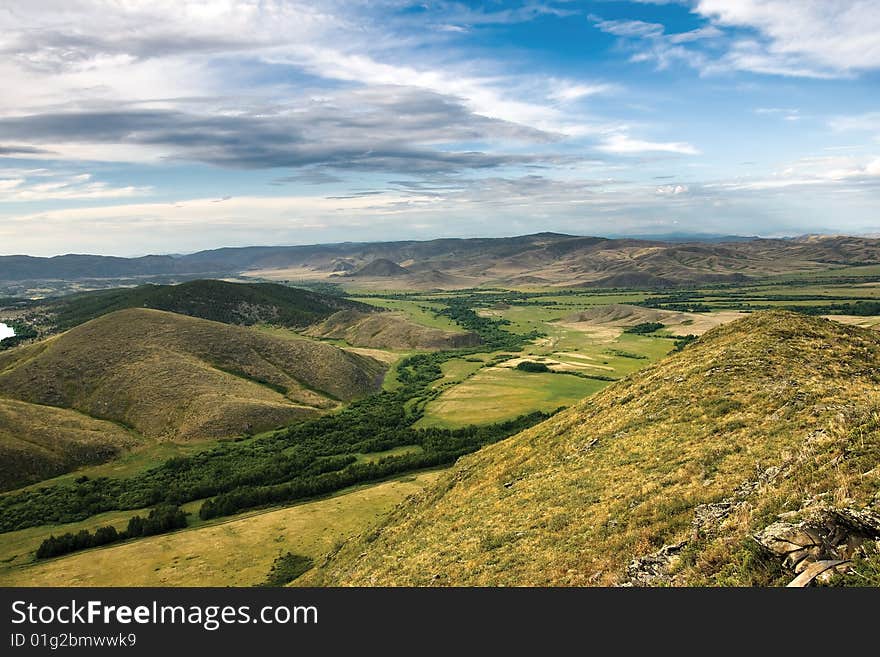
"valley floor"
0,470,443,587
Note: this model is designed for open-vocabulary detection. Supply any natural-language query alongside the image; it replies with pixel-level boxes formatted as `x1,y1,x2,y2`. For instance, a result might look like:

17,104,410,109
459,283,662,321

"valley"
1,238,879,587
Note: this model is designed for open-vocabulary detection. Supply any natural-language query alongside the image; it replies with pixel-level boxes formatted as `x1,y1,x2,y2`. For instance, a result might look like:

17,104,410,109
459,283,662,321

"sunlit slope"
0,398,140,491
304,310,480,350
0,308,386,442
307,311,880,586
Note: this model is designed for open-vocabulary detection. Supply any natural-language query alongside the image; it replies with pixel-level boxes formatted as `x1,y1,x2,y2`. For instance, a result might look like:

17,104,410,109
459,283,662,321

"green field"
352,297,467,332
0,470,444,586
4,276,879,587
417,368,607,428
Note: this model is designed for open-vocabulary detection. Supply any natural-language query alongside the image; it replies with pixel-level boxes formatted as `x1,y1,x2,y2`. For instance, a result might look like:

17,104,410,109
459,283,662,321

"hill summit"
40,279,373,332
306,311,880,586
349,259,410,277
0,309,386,489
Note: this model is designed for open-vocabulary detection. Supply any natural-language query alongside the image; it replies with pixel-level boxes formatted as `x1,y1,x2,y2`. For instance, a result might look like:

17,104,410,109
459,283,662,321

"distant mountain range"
3,232,880,288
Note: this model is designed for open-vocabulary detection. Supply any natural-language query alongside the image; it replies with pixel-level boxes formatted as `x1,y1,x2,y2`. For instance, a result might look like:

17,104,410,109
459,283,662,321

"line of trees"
35,504,188,559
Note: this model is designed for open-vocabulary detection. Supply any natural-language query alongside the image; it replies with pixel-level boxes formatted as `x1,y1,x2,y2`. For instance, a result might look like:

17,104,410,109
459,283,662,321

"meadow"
3,270,880,586
0,471,443,586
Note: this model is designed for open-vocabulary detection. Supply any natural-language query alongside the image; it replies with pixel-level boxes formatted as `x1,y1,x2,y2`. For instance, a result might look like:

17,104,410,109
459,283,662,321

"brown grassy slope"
304,310,480,350
305,311,880,586
0,308,386,441
0,398,141,491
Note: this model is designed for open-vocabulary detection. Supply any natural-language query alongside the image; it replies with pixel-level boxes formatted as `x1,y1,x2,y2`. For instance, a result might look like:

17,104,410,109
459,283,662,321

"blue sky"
0,0,878,256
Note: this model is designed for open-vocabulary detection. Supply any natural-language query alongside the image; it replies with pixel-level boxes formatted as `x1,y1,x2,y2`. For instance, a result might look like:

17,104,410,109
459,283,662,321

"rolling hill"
0,308,386,447
26,279,375,333
305,311,880,586
304,310,481,350
5,233,880,289
0,398,141,491
348,259,410,277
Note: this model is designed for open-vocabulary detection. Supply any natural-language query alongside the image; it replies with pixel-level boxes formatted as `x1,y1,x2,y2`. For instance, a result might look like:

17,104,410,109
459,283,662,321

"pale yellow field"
824,314,880,330
0,471,443,587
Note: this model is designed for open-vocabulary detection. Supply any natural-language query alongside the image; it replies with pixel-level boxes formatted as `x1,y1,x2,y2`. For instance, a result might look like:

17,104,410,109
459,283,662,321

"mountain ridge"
304,311,880,586
5,233,880,289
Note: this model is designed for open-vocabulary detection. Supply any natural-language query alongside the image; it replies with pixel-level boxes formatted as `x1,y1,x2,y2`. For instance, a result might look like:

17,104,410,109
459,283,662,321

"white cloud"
548,81,616,103
704,154,880,190
755,107,800,121
694,0,880,76
598,134,700,155
595,1,880,78
668,26,723,44
656,184,689,195
0,171,151,201
830,112,880,138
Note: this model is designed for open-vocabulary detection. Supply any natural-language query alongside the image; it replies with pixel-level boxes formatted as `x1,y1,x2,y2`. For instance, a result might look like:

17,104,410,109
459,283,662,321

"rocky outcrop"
623,541,687,586
753,507,880,587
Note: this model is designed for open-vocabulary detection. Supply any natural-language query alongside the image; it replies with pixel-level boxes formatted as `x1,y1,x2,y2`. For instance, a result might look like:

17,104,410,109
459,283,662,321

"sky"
1,1,879,256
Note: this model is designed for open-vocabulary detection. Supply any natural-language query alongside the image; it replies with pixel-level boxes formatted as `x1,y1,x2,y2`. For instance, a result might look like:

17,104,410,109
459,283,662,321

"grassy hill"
35,279,374,332
305,311,880,586
0,398,141,491
0,308,386,445
304,310,480,350
349,259,410,277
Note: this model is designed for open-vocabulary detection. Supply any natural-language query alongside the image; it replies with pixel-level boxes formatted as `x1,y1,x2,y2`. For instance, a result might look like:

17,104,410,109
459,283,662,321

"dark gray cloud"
0,144,54,155
0,86,557,174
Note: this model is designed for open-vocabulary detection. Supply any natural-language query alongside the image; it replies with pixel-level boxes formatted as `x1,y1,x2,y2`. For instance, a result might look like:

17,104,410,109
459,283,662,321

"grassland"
4,272,880,587
0,470,443,586
350,297,467,332
417,369,605,428
0,398,142,491
0,308,386,443
306,311,880,586
304,310,480,350
416,314,675,428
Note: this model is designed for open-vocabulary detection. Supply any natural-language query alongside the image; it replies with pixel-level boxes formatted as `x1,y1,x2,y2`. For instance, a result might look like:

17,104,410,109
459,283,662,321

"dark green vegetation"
624,322,665,334
638,288,880,315
260,553,314,586
437,295,543,350
0,346,549,532
0,307,387,489
3,264,880,587
0,321,37,351
516,361,550,373
17,279,374,335
35,504,187,559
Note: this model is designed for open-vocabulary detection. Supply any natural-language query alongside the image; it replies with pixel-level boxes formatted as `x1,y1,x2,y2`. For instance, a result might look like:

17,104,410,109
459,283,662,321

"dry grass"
304,310,479,350
0,471,443,587
0,398,141,491
0,308,386,443
306,311,880,586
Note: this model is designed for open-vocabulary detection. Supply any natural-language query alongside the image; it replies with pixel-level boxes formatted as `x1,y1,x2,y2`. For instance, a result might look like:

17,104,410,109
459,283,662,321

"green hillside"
39,279,375,332
304,310,480,350
306,311,880,586
0,308,386,445
0,398,142,491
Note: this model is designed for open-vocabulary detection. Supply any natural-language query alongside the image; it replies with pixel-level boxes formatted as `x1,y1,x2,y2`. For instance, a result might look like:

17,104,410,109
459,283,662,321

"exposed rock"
692,501,735,538
754,506,880,586
624,541,687,586
786,560,850,588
